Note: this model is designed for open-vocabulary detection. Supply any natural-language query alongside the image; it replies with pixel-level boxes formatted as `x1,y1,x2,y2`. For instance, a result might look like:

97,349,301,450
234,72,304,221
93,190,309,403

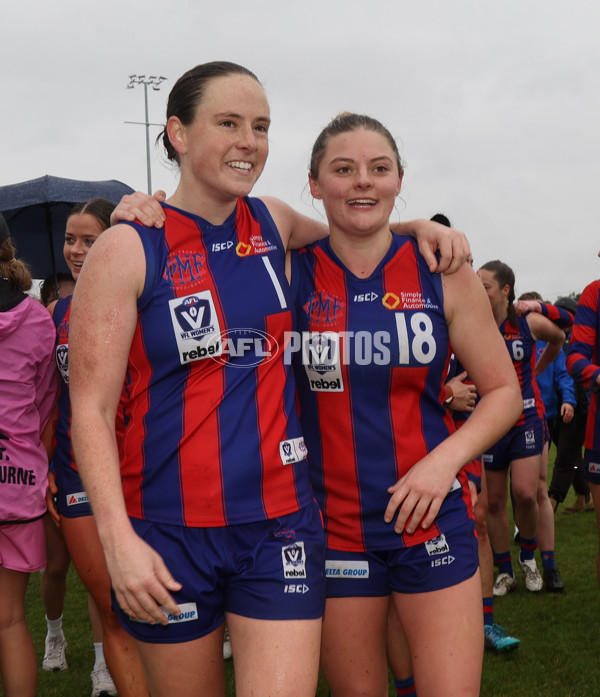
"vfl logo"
282,541,307,579
588,462,600,474
525,430,536,446
303,333,339,375
168,291,222,365
174,296,213,338
56,344,69,383
425,534,450,557
302,332,344,392
279,437,308,465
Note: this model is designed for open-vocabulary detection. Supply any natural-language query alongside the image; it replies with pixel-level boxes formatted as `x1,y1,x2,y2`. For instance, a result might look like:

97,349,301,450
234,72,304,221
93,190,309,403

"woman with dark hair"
47,198,148,697
68,63,471,697
478,261,566,595
0,212,58,697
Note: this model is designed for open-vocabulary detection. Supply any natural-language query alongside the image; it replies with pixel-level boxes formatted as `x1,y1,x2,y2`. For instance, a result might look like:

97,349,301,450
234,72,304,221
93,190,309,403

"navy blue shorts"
324,520,478,597
115,501,326,643
583,449,600,485
483,414,544,471
54,462,93,518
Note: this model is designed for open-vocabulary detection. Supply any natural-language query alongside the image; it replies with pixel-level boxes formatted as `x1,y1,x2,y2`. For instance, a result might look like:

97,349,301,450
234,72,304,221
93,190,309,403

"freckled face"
63,213,104,281
309,128,402,237
173,74,271,202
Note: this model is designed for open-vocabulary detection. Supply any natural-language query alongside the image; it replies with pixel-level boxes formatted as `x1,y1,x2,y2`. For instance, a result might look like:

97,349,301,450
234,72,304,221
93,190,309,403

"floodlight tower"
126,75,167,193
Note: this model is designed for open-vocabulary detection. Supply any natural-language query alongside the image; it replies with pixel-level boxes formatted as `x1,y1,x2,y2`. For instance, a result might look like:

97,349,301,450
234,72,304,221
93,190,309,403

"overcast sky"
3,0,599,299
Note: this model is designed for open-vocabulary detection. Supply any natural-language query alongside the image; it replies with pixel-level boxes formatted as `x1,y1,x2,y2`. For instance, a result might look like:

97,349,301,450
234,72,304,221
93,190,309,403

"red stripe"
257,311,300,518
121,321,152,519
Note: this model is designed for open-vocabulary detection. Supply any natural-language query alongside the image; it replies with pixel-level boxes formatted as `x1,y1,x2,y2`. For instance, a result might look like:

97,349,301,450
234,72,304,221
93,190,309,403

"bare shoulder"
76,224,146,299
259,196,294,243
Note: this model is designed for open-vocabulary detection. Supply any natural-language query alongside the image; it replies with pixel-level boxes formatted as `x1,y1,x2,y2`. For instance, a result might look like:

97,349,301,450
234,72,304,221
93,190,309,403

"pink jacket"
0,294,58,522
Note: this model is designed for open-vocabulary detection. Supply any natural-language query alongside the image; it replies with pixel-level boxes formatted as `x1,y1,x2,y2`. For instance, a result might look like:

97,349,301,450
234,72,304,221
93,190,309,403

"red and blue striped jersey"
52,297,75,473
566,281,600,451
290,234,472,552
539,302,574,329
119,197,313,527
498,315,544,425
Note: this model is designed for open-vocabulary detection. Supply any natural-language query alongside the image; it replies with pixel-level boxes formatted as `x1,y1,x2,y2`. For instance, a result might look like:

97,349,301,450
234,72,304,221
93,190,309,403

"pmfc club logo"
303,291,344,326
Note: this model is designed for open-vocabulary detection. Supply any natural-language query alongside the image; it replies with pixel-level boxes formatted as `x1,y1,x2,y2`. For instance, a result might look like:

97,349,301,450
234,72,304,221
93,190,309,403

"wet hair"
309,112,404,180
67,198,115,231
39,271,75,307
430,213,451,228
518,291,543,301
0,237,32,292
479,259,517,324
159,61,261,165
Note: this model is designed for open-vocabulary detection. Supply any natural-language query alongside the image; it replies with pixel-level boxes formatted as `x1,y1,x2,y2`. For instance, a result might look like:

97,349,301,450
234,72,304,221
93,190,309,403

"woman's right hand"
104,529,183,626
45,470,60,526
110,190,167,228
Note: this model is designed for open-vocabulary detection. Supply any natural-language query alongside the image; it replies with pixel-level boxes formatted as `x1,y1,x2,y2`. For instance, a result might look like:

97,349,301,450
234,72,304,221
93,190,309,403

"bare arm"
526,313,565,376
391,219,471,274
69,224,181,625
110,190,167,228
385,264,521,534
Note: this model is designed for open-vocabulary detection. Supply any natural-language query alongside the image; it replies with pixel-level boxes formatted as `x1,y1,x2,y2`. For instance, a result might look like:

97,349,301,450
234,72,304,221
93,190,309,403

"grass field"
12,452,600,697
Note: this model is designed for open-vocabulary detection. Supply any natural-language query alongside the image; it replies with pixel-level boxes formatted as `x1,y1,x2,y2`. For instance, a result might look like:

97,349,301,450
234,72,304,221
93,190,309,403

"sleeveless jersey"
498,315,545,425
567,280,600,451
52,297,75,473
290,234,472,553
119,197,313,527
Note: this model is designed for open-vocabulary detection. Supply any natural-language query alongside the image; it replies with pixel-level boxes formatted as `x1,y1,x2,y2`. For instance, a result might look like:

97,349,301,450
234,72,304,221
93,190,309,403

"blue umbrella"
0,175,134,280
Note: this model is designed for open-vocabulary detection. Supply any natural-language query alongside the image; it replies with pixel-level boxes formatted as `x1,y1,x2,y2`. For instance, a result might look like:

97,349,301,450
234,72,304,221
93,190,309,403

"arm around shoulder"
260,196,328,250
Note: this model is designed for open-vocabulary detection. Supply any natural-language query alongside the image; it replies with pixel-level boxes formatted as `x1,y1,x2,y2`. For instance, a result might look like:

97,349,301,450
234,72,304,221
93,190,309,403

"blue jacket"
536,340,576,420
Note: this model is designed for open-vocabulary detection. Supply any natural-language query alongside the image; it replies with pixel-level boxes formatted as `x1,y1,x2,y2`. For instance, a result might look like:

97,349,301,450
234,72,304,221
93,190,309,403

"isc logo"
284,584,309,594
212,241,234,252
353,292,378,302
431,555,455,567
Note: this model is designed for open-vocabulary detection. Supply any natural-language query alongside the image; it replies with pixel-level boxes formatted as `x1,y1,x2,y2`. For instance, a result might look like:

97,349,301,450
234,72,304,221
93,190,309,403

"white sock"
46,615,64,639
93,643,105,671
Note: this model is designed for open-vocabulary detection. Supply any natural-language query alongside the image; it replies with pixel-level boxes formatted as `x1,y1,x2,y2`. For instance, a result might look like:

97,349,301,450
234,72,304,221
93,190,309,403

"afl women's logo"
56,344,69,383
168,291,222,365
174,296,213,338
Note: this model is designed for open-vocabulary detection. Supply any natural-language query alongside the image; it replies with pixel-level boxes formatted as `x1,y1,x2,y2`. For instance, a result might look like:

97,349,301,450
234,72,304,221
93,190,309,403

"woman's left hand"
414,219,472,274
384,458,457,535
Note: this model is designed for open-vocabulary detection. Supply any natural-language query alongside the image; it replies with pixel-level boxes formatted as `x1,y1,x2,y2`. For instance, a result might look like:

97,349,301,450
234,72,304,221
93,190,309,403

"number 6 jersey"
290,234,472,553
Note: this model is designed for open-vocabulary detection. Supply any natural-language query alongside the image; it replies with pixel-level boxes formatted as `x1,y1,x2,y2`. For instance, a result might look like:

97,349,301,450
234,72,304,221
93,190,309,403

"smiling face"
309,127,403,239
168,73,271,205
63,213,105,280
